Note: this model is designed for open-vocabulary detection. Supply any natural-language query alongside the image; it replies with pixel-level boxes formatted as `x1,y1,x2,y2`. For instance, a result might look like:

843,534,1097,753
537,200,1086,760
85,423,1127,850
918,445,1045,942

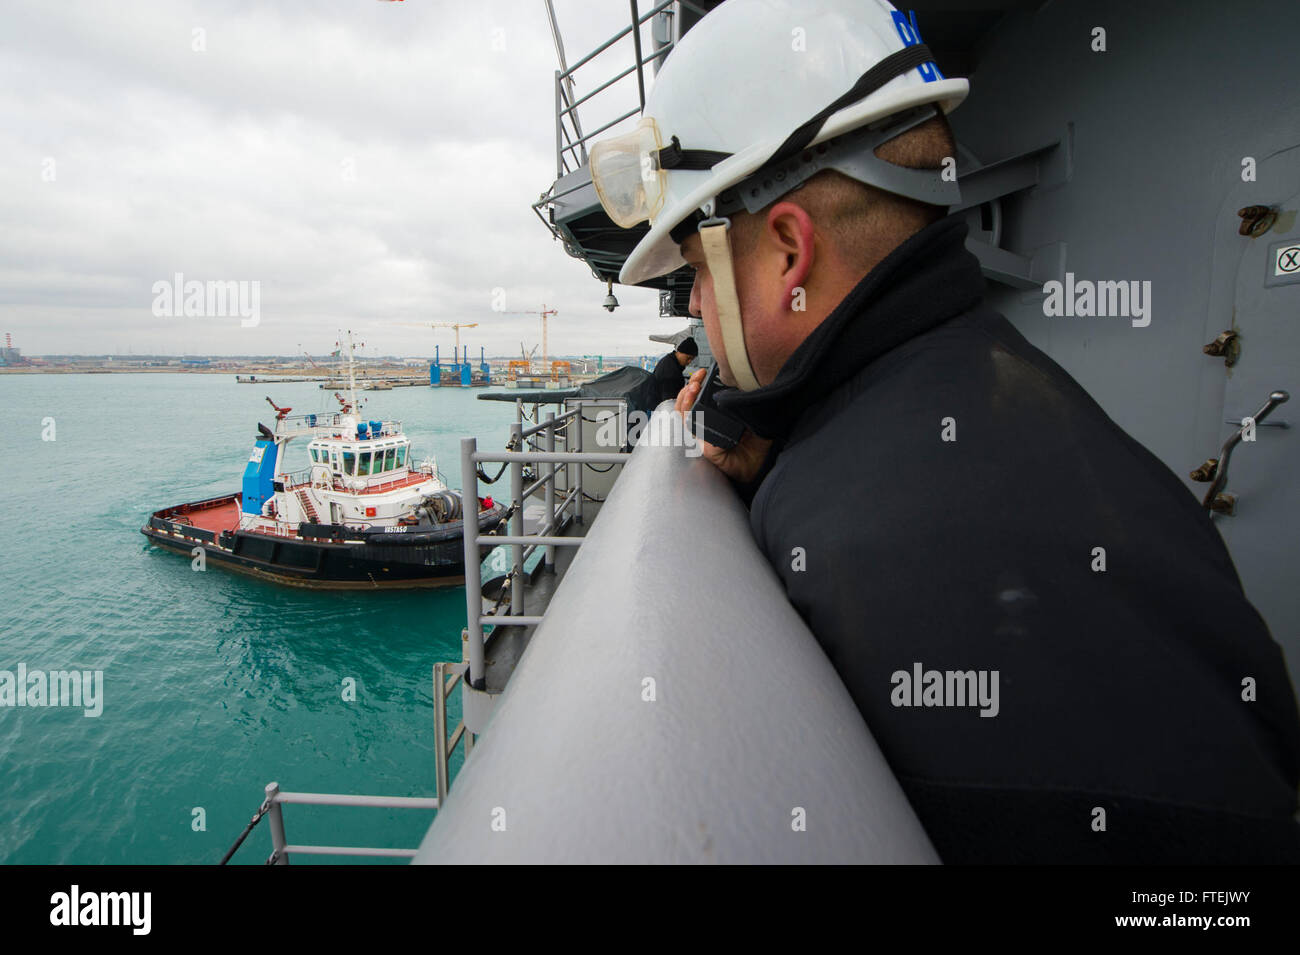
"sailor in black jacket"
676,208,1300,864
652,337,699,405
586,0,1300,863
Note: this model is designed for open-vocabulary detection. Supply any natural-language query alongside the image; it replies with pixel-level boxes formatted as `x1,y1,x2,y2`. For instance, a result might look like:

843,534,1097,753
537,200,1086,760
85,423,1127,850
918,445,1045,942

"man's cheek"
701,319,725,375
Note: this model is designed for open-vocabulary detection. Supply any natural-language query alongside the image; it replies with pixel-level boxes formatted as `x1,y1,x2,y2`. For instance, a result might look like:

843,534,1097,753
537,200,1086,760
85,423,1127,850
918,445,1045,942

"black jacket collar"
715,214,985,441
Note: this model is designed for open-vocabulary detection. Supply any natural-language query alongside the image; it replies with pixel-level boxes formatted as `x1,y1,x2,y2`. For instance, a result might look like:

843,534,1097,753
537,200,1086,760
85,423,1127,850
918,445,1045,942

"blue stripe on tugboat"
242,440,278,515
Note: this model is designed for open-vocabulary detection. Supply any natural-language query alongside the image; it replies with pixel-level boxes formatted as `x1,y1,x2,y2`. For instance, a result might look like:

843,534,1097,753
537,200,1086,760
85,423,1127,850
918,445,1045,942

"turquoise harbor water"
0,373,519,864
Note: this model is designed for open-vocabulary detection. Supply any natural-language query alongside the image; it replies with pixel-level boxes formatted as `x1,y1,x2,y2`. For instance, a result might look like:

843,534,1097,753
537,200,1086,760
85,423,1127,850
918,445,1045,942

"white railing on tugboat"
355,469,439,495
274,411,348,431
274,412,403,439
280,467,439,497
278,467,314,489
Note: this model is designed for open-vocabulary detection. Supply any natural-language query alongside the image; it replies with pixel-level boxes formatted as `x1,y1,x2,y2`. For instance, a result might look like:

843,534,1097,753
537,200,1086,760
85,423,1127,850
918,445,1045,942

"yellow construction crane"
500,306,558,365
392,322,480,355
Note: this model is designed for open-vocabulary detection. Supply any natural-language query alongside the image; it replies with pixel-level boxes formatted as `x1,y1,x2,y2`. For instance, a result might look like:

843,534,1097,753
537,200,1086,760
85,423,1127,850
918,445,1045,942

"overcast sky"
0,0,682,358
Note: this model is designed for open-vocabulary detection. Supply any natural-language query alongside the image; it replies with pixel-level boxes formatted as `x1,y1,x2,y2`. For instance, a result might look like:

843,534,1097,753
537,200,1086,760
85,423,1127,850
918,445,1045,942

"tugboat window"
396,446,406,467
359,451,372,476
343,451,356,475
384,448,395,470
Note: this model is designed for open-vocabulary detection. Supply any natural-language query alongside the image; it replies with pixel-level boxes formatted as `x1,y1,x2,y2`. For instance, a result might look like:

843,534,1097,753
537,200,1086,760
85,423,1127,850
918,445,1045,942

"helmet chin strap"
698,217,761,392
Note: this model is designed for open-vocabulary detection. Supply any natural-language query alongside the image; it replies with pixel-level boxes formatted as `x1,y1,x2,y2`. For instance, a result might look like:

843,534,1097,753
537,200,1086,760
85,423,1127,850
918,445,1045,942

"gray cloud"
0,0,683,358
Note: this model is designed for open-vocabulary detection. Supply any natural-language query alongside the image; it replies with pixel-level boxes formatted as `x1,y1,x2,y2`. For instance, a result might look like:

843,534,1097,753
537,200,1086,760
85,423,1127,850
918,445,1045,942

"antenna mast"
341,331,362,414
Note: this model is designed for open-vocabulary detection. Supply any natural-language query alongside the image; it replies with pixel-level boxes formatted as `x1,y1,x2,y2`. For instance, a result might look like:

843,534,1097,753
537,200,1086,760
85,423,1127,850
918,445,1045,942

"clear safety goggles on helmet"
591,42,956,238
588,117,668,229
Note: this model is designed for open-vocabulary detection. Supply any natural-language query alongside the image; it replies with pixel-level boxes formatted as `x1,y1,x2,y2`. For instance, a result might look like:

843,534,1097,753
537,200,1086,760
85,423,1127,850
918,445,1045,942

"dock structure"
237,374,331,383
430,345,492,387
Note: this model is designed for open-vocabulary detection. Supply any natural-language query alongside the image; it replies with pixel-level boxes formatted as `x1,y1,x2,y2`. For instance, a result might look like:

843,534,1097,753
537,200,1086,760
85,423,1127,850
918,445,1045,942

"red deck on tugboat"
160,496,242,535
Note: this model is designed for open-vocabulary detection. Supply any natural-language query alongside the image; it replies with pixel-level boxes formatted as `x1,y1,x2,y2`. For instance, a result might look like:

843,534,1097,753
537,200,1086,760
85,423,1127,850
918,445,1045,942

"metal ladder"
295,489,319,523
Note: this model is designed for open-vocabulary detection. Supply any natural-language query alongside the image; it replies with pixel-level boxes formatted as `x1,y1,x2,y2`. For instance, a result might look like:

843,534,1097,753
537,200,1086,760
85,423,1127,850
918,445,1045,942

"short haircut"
732,112,957,273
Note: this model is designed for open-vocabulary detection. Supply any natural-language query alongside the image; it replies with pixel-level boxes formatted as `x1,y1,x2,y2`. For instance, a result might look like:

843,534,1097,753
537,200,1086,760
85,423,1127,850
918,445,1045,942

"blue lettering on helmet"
891,9,943,82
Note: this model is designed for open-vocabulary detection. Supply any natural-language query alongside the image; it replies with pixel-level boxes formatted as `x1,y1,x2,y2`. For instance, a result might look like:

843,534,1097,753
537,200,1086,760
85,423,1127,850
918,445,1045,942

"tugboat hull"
141,494,507,589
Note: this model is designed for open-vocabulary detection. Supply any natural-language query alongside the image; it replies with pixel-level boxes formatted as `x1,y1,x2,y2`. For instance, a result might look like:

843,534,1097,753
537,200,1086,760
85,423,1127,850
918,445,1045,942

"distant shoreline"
0,367,397,376
0,360,627,377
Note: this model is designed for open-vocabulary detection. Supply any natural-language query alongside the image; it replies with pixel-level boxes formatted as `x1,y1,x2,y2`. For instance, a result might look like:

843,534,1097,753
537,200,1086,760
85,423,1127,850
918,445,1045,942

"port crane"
296,344,332,376
392,322,480,356
500,306,558,366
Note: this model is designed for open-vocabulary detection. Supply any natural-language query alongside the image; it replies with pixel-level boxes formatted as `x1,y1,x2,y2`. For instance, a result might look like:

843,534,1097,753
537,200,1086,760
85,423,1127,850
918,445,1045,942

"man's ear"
764,201,816,310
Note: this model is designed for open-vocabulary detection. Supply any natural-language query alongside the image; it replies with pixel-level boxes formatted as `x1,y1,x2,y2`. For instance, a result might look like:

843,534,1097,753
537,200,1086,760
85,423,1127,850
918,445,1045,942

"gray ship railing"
440,395,631,807
545,0,686,181
458,398,628,684
223,658,460,865
261,783,440,864
414,406,939,863
532,1,692,256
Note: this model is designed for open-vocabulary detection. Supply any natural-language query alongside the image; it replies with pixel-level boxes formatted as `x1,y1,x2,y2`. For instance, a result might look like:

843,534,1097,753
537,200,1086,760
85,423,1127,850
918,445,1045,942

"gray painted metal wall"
414,407,938,864
949,0,1300,677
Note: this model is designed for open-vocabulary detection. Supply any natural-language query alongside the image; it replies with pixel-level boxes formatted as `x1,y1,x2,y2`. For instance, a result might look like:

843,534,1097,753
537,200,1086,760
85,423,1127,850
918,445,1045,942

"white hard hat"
591,0,968,287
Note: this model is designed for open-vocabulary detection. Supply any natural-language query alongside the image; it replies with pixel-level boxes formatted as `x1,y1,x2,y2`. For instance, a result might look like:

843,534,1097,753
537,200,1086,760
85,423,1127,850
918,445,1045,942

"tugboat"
141,333,506,588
